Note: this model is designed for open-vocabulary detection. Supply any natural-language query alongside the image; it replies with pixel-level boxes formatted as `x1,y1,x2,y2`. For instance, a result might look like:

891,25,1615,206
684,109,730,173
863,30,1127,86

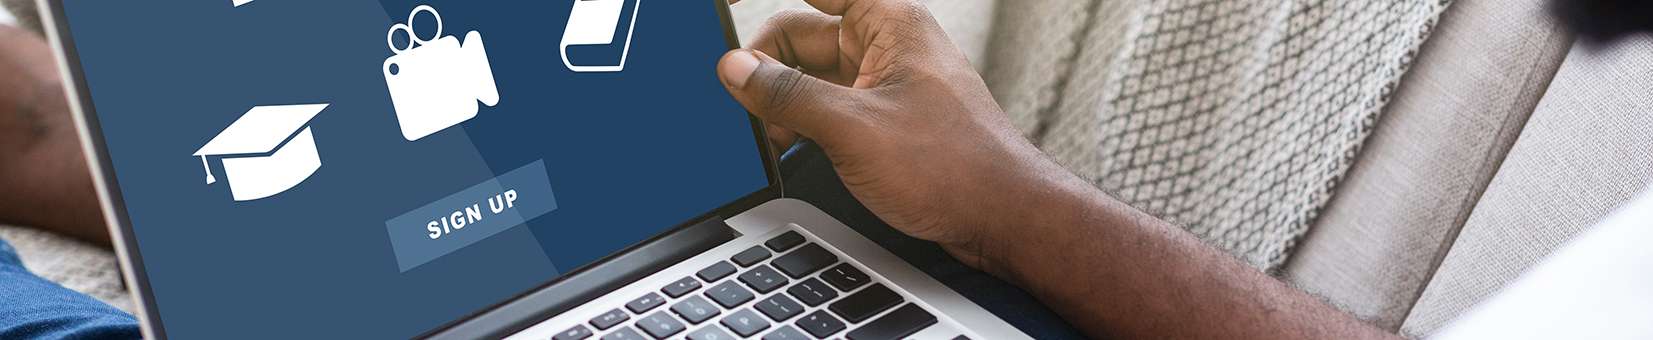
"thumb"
718,49,862,142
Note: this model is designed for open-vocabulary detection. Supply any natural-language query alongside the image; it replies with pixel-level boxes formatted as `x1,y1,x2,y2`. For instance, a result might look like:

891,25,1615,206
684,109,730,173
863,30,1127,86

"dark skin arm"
0,24,108,245
719,0,1396,338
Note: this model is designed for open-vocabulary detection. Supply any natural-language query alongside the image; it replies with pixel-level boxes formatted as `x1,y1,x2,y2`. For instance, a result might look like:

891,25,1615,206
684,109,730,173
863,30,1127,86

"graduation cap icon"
193,104,330,202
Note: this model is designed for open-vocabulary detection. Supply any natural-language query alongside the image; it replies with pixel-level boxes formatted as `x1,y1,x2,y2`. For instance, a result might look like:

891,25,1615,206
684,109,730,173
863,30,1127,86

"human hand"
718,0,1084,274
717,5,1406,339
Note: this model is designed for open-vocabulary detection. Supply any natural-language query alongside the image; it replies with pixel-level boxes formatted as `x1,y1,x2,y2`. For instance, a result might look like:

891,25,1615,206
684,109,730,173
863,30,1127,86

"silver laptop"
39,0,1029,339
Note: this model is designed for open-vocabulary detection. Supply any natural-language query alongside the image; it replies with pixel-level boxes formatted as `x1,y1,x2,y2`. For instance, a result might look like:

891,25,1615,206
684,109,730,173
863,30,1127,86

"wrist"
944,136,1105,282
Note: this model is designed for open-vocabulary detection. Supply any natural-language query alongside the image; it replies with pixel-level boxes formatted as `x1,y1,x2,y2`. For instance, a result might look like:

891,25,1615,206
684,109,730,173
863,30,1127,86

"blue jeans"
0,238,140,339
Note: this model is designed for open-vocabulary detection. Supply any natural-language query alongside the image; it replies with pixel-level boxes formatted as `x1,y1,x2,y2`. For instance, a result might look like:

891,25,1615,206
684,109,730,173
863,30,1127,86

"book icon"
560,0,641,72
193,104,330,202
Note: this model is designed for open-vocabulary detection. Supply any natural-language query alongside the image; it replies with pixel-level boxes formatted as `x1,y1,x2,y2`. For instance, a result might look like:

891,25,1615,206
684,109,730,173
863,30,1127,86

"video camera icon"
561,0,641,72
383,5,500,142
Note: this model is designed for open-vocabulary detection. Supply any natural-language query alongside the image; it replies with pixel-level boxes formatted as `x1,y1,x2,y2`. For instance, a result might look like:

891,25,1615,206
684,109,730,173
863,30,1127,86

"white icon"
194,104,330,202
232,0,252,7
560,0,641,72
383,5,500,142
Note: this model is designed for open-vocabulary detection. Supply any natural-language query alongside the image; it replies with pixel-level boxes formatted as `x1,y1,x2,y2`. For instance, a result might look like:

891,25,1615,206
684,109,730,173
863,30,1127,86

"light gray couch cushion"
1399,37,1653,337
1280,0,1571,331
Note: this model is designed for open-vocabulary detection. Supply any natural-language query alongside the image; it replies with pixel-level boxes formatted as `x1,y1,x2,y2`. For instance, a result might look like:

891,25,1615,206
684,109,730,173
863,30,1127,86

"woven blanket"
1038,0,1452,271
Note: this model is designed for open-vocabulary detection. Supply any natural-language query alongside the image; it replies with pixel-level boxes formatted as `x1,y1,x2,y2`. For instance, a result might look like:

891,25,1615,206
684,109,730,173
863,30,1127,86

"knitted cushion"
1039,0,1452,270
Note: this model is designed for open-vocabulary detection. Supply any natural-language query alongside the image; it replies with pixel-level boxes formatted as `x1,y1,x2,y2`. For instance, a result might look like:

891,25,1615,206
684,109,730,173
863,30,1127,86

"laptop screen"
58,0,768,338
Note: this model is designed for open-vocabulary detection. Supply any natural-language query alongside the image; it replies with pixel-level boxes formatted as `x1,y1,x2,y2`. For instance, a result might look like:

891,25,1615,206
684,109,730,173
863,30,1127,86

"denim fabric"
779,141,1088,340
0,238,141,340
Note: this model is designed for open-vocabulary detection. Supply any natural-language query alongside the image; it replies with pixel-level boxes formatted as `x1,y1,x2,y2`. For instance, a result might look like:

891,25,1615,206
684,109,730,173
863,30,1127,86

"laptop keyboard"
551,230,941,340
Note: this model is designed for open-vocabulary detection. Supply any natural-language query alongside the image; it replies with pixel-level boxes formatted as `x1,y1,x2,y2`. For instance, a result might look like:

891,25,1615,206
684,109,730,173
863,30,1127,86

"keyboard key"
828,283,903,323
636,311,686,339
686,326,737,340
721,308,773,337
662,276,703,298
765,231,806,252
845,303,936,340
772,244,837,278
602,326,647,340
670,296,722,325
738,265,790,294
589,308,629,330
755,294,804,322
697,261,738,282
705,281,755,308
731,246,772,267
762,325,810,340
553,324,593,340
820,263,871,292
626,292,667,314
795,310,847,338
786,278,839,307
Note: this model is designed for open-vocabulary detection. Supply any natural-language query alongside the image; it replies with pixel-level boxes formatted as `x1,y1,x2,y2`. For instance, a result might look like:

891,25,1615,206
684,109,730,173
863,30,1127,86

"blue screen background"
62,0,769,338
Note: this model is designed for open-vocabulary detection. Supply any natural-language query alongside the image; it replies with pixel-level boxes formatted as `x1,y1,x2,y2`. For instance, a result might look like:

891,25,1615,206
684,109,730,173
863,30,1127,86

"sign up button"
386,160,557,272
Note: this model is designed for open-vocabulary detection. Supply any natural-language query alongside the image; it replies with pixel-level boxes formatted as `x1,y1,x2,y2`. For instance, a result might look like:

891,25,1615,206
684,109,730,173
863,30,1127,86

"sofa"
4,0,1650,338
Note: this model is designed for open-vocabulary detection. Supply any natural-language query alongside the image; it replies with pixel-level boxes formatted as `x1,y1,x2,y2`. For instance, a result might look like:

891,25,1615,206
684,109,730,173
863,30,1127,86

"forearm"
0,25,107,245
977,157,1393,339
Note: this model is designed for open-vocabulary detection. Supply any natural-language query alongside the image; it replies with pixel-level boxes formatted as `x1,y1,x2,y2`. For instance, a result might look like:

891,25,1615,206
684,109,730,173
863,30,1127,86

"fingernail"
721,50,761,89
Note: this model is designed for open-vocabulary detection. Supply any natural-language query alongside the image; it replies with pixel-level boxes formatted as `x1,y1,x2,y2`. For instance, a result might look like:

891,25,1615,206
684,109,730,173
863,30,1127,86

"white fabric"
0,0,34,33
1281,0,1572,330
1039,0,1452,270
980,0,1106,135
0,5,15,26
1431,189,1653,340
1399,36,1653,336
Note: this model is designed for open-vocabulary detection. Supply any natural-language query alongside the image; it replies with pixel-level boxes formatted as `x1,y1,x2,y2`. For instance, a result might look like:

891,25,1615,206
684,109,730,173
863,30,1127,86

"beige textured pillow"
1,0,39,34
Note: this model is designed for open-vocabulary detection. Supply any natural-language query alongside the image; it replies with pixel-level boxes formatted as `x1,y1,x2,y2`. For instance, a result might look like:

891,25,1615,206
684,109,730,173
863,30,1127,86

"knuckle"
764,9,818,33
771,9,818,22
877,0,926,19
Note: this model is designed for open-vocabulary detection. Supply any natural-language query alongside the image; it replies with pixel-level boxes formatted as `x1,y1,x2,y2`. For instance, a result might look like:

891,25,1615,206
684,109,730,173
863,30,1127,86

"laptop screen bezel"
39,0,781,338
